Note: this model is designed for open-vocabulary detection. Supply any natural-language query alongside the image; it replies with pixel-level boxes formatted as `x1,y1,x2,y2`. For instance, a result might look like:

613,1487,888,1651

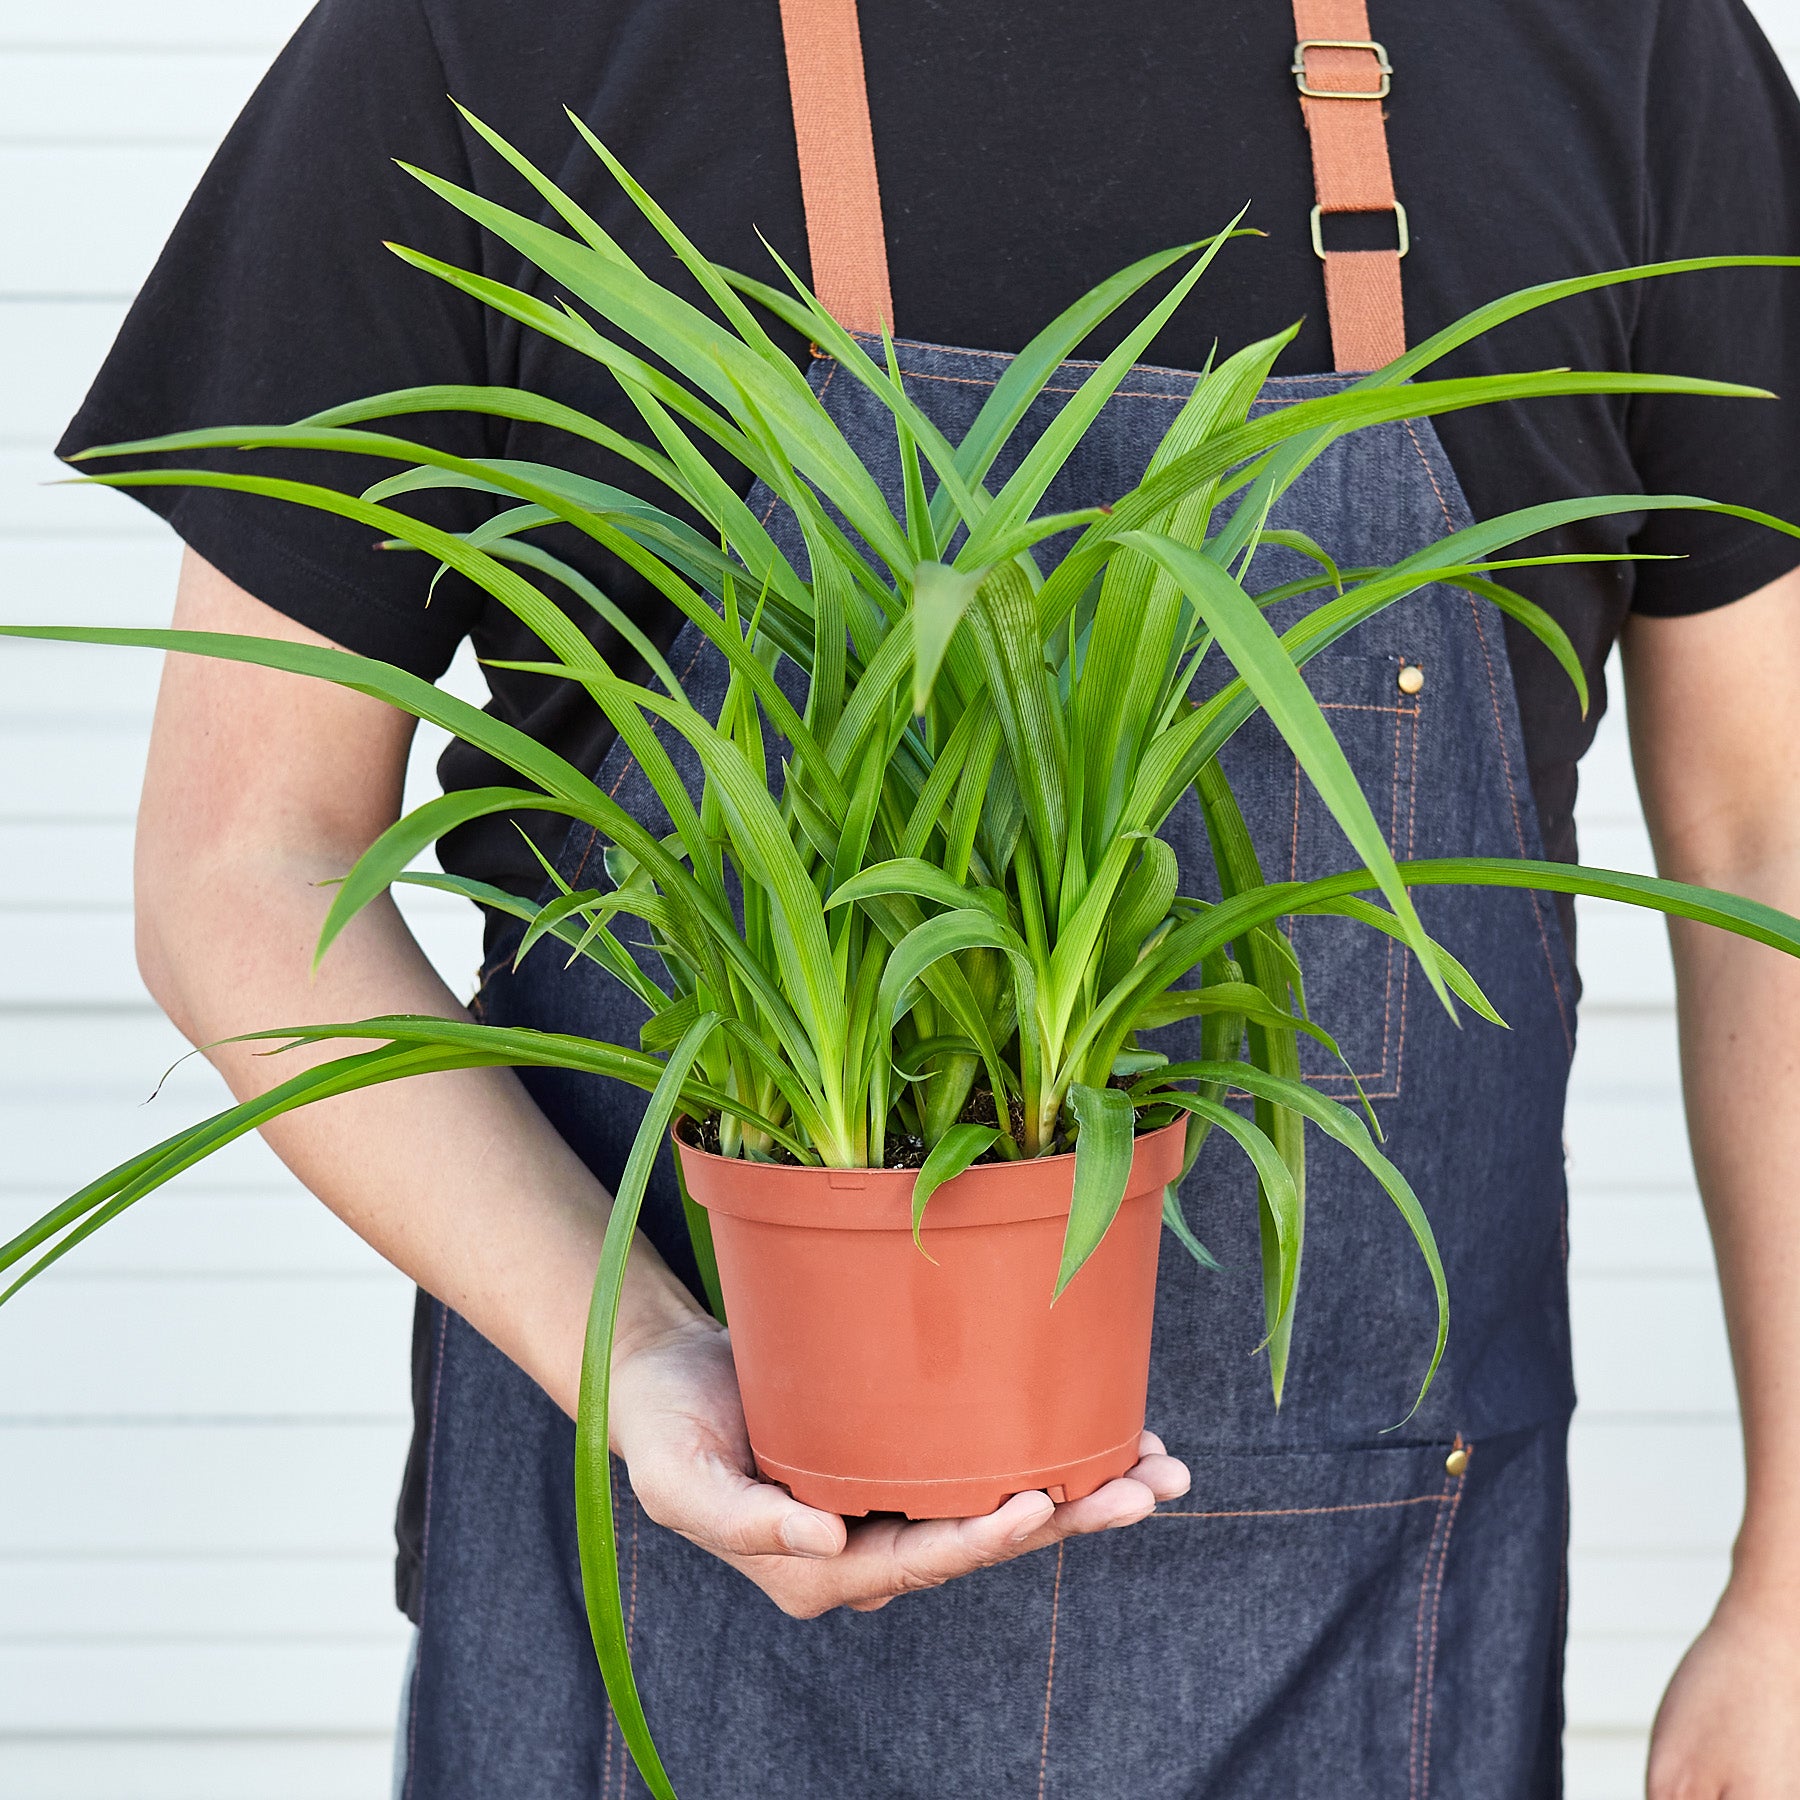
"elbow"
134,866,197,1041
132,824,214,1043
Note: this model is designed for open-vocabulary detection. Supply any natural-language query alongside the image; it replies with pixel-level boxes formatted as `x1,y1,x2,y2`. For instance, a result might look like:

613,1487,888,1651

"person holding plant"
38,0,1800,1794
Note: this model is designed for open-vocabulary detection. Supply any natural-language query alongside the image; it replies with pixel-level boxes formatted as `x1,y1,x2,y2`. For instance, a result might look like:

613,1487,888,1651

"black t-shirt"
58,0,1800,939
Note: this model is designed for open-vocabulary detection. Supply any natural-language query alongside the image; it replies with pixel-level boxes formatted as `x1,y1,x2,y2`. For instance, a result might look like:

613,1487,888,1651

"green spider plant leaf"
1162,1182,1223,1273
960,210,1249,568
1145,1061,1448,1419
944,241,1241,518
316,786,553,970
910,1124,1004,1255
1035,371,1783,637
1163,1101,1225,1273
1055,1083,1138,1298
392,870,671,1012
1146,1091,1300,1333
575,1009,721,1800
911,561,987,715
1437,574,1589,716
673,1150,727,1326
826,857,1011,924
1097,838,1180,992
1291,897,1507,1028
969,562,1068,910
1131,981,1357,1069
1120,530,1453,1016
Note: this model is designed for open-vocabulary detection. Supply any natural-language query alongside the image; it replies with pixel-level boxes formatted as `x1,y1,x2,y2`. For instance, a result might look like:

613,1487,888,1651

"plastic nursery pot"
675,1118,1186,1519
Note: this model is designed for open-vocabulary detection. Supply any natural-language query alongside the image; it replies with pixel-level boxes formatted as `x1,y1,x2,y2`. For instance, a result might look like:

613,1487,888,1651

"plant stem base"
754,1431,1144,1520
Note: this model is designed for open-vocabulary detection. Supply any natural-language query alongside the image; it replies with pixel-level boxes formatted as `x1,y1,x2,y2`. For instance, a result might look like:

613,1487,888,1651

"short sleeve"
56,0,493,678
1627,0,1800,616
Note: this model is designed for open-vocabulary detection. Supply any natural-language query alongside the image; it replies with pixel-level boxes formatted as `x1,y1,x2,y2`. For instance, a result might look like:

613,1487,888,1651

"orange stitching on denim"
1289,742,1304,890
1374,697,1405,1085
1391,693,1423,1087
618,1494,642,1799
1420,1443,1470,1798
853,329,1347,391
1036,1540,1065,1799
600,1457,619,1797
1285,696,1422,1095
1400,419,1573,1051
401,1301,449,1800
1154,1492,1447,1520
889,366,1351,408
1408,1453,1456,1800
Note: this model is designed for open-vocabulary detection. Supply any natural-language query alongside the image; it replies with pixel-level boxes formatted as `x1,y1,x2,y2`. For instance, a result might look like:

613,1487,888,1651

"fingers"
1128,1430,1192,1503
633,1450,847,1563
637,1428,1192,1622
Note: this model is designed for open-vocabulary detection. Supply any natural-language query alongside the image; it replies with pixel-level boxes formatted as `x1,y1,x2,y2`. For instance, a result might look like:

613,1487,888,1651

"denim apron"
399,339,1579,1798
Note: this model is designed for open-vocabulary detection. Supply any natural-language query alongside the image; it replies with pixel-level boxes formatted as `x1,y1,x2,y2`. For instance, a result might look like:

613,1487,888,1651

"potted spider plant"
8,109,1800,1798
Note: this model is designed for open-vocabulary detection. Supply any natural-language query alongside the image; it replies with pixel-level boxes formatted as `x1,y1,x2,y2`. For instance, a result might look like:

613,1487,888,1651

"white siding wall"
2,5,1796,1795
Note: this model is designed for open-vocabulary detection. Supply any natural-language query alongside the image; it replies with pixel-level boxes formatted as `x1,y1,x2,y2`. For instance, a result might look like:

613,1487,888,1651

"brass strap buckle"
1311,201,1410,259
1292,38,1393,100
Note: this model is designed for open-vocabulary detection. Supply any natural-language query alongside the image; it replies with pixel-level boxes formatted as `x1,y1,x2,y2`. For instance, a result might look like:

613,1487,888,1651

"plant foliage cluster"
8,113,1800,1799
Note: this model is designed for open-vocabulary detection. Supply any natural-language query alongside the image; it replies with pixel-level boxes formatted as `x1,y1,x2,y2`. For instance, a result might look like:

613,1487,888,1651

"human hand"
1647,1577,1800,1797
607,1312,1190,1619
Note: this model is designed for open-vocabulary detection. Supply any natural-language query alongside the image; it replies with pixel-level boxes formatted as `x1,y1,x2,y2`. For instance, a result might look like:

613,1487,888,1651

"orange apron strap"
1291,0,1407,370
777,0,895,335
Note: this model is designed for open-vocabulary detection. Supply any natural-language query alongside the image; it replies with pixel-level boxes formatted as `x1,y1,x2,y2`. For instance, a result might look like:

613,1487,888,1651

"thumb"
636,1452,846,1562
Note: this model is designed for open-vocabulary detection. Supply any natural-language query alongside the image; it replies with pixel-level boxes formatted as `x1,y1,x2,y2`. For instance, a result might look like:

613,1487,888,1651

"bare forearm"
1670,870,1800,1594
139,848,704,1419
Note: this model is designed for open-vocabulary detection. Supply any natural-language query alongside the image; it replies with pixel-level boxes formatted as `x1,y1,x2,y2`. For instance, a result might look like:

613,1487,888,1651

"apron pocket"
1037,1438,1468,1800
1214,649,1425,1103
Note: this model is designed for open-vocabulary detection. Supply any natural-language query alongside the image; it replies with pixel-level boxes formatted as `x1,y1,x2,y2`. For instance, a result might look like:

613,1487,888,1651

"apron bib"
404,13,1578,1798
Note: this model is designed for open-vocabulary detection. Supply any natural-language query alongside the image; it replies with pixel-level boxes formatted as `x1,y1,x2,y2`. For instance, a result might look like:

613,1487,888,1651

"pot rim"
674,1115,1187,1231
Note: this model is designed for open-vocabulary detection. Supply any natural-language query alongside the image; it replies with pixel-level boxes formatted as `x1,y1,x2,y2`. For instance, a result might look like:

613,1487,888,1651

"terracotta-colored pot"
676,1119,1184,1519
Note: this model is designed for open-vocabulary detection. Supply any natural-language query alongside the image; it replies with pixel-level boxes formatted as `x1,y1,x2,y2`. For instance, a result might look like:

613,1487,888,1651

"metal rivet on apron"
1445,1447,1470,1477
1398,663,1425,695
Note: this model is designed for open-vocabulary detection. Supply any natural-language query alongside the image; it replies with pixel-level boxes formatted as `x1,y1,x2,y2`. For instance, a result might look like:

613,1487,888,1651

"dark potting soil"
683,1086,1157,1169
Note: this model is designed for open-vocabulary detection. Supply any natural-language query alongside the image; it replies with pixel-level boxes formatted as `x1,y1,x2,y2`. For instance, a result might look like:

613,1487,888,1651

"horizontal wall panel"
0,895,485,1005
0,147,210,297
1,1105,283,1192
1757,0,1800,41
0,638,162,720
0,449,162,536
0,723,143,819
1569,1418,1742,1554
1571,713,1639,821
0,298,128,444
0,2,311,51
0,1272,415,1420
0,1736,396,1800
1571,900,1677,1008
0,1641,408,1734
0,1007,192,1082
1564,1733,1648,1800
1570,817,1655,877
1570,1274,1735,1417
1567,1192,1714,1278
0,537,183,625
1,1421,412,1554
0,51,269,146
1565,1092,1693,1192
1567,1008,1678,1097
0,821,132,904
1564,1633,1692,1733
1567,1551,1728,1638
0,1188,392,1276
3,1554,399,1641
